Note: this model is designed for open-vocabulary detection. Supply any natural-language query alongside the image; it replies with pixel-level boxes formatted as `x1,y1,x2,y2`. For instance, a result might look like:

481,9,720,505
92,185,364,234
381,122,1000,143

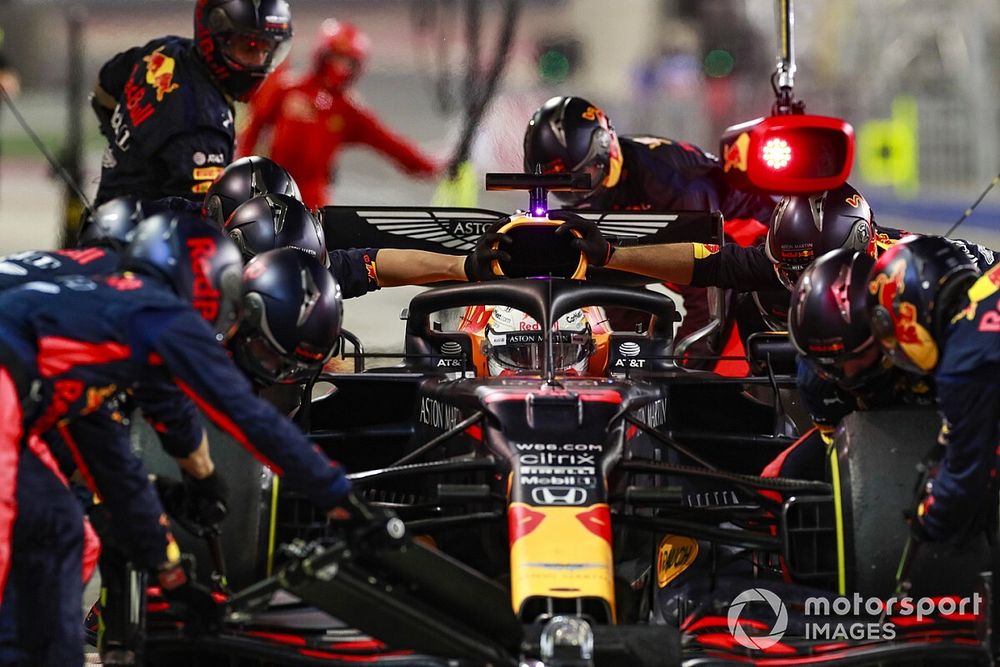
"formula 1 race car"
126,176,997,667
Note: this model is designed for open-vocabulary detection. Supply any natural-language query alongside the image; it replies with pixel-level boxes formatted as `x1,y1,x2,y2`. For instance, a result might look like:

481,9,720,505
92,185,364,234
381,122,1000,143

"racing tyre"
834,407,994,598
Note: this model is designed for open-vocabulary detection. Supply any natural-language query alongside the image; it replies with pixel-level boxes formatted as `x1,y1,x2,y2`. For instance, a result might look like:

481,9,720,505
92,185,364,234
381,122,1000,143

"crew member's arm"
326,247,464,297
795,358,856,445
92,47,141,137
132,382,213,479
553,211,783,291
376,249,465,286
347,102,439,177
140,309,350,510
916,377,1000,542
155,130,233,200
53,412,181,573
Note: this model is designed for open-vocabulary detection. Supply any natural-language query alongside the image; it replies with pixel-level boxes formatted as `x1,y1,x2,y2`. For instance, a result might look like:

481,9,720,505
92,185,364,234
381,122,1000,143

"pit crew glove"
184,469,229,527
155,471,229,535
463,217,512,282
551,210,615,267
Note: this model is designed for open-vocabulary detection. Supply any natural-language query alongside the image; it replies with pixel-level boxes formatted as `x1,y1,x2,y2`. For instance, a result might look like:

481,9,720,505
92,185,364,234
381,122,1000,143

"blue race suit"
94,36,234,204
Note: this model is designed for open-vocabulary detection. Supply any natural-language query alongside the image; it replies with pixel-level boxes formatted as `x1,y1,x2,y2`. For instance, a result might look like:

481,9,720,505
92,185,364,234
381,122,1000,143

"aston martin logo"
359,209,685,250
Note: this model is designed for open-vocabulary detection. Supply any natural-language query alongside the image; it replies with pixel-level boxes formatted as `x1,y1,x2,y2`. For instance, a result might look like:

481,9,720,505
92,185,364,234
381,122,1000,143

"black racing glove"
551,210,615,267
463,218,512,282
155,471,229,536
185,470,229,527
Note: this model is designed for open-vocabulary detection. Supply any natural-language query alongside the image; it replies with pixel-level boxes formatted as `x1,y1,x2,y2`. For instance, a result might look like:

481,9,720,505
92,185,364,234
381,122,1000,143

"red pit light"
720,114,854,194
762,138,792,169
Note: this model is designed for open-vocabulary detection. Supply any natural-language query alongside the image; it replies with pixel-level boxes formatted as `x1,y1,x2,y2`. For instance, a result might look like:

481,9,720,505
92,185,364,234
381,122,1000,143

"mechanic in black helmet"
204,155,302,226
234,248,341,386
867,237,999,544
757,249,936,484
0,197,211,667
554,182,995,323
0,215,354,667
91,0,293,204
523,95,777,364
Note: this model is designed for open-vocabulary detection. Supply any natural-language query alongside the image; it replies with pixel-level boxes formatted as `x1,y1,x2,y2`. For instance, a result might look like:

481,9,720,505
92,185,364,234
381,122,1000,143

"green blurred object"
538,49,571,84
432,161,478,208
704,49,734,78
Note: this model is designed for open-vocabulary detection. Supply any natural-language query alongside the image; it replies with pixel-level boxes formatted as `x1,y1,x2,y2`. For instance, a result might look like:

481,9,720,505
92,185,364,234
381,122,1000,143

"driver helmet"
194,0,293,102
523,96,623,206
766,182,875,290
483,306,593,376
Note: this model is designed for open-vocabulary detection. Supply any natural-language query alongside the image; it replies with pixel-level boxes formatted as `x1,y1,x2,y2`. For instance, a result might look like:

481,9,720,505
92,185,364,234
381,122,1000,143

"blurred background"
0,0,997,345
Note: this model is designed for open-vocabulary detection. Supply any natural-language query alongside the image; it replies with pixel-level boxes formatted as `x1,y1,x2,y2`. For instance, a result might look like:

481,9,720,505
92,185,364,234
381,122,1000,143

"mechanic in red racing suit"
238,19,440,209
523,95,777,371
92,0,293,204
867,237,1000,544
0,215,351,667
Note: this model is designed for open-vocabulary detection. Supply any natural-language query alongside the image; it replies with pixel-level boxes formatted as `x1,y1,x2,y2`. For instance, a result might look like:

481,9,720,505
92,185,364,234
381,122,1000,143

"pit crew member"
0,199,219,667
762,249,936,482
238,19,440,209
0,215,352,667
92,0,293,204
868,237,998,543
523,95,777,366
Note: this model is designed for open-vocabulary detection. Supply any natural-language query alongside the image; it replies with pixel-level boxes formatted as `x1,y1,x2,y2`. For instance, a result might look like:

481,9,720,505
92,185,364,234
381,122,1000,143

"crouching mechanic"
762,249,936,482
0,215,354,667
0,197,227,667
867,236,999,543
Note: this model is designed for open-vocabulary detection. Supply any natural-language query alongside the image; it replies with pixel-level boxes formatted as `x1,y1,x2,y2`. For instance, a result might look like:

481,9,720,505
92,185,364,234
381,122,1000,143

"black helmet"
788,249,879,384
224,193,328,267
766,182,875,290
868,236,979,376
194,0,293,102
122,213,245,341
232,248,343,385
523,96,622,205
204,156,302,228
78,196,146,251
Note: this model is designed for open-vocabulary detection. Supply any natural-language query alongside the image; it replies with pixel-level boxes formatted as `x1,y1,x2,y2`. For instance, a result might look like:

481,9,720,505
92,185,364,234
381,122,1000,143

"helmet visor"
488,329,591,372
221,32,291,73
237,332,327,384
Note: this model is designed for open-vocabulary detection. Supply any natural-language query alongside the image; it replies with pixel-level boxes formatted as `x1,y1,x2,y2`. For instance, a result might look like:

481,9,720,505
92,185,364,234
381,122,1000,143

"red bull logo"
187,238,220,322
845,194,863,208
723,132,750,173
870,260,938,370
144,47,180,102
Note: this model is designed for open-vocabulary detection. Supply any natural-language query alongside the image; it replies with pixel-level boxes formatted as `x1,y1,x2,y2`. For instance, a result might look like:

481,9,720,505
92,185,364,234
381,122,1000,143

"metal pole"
60,7,86,248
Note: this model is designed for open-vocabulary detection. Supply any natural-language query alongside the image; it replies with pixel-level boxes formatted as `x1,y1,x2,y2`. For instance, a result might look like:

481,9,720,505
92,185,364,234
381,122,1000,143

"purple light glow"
534,207,545,216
